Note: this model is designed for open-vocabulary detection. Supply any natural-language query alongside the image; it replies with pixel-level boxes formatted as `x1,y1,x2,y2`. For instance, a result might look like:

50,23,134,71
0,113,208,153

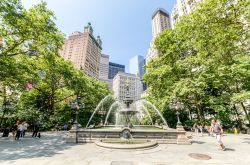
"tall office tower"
99,54,112,90
129,55,145,79
152,8,171,39
99,54,109,81
60,23,102,79
113,72,142,101
108,62,125,79
171,0,204,27
146,8,171,64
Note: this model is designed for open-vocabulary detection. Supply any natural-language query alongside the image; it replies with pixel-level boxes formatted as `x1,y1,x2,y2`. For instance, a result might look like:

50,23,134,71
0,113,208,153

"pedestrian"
193,123,199,136
212,120,226,151
15,122,23,140
32,123,39,138
21,121,29,138
198,125,203,136
63,123,68,131
11,123,18,139
209,120,215,137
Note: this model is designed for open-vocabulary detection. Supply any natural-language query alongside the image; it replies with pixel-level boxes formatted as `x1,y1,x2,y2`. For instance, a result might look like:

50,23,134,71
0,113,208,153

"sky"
21,0,176,72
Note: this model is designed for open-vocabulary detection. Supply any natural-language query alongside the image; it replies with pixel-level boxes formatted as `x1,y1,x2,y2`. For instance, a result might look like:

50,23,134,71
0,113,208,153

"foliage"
0,0,110,129
144,0,250,128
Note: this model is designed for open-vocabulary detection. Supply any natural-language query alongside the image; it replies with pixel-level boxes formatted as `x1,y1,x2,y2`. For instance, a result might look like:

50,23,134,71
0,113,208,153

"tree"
0,0,110,129
144,0,250,127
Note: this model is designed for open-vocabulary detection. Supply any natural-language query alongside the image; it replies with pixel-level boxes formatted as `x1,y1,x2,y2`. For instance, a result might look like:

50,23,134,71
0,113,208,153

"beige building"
113,72,142,101
171,0,203,27
152,8,171,39
60,23,102,79
146,8,171,64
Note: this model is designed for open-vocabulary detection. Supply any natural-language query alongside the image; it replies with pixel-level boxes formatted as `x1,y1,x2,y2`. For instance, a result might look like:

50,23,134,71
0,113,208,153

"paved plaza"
0,132,249,165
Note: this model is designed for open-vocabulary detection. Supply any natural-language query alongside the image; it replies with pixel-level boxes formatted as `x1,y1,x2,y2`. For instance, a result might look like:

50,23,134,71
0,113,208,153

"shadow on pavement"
191,140,205,144
242,137,250,144
225,148,235,151
0,132,78,161
242,141,250,144
243,138,250,140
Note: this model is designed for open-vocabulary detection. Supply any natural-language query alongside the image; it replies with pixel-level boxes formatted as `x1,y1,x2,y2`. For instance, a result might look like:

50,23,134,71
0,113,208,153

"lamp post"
176,110,181,126
70,96,84,143
170,97,184,130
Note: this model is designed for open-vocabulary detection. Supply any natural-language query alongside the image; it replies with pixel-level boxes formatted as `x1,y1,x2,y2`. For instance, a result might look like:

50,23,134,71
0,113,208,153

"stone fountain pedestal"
65,125,191,145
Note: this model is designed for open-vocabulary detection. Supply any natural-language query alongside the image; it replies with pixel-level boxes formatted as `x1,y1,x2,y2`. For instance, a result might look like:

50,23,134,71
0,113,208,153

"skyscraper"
171,0,204,27
129,55,145,79
60,23,102,79
99,54,109,81
113,72,142,101
108,62,125,79
146,8,171,64
152,8,171,39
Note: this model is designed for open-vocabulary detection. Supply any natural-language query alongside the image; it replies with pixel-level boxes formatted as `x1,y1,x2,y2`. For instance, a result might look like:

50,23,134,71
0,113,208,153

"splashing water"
86,95,113,128
140,99,168,127
85,95,168,128
104,101,122,125
134,101,153,125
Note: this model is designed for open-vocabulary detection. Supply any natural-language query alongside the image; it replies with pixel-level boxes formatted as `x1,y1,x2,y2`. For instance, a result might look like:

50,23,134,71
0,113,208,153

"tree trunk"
0,86,7,127
240,102,250,124
0,110,6,127
233,104,242,129
195,94,204,121
235,81,249,124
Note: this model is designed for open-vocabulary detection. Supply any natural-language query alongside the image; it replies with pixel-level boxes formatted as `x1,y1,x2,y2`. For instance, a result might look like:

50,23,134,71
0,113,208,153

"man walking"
212,120,226,151
209,120,215,137
21,121,29,138
32,123,39,138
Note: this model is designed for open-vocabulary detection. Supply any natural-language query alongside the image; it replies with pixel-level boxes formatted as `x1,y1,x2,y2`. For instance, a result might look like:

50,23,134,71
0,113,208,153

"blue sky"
22,0,176,71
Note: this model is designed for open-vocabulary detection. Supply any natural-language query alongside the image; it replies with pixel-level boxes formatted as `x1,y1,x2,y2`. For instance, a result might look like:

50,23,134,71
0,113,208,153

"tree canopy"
144,0,250,128
0,0,110,129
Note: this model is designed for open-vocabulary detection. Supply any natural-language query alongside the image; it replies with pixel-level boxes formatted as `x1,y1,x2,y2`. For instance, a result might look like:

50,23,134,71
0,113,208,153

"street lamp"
70,96,84,143
170,97,184,127
71,98,84,127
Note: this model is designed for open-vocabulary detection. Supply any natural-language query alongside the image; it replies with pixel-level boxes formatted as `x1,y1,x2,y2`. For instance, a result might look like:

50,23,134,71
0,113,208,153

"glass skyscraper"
129,55,145,78
108,62,125,79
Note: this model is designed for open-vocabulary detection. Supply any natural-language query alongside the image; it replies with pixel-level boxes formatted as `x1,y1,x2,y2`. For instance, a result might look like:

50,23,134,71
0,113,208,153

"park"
0,0,250,164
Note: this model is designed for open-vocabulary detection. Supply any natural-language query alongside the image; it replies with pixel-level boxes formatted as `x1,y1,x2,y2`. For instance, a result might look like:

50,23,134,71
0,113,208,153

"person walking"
209,120,215,137
193,123,199,136
32,123,39,138
21,121,29,138
15,122,23,140
212,120,226,151
11,123,18,139
63,123,68,131
199,125,203,137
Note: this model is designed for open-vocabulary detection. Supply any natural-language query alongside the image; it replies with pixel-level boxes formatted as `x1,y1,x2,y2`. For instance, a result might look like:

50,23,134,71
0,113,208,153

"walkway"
0,132,249,165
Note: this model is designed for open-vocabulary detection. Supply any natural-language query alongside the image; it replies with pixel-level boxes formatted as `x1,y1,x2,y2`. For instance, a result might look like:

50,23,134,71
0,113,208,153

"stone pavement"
0,131,249,165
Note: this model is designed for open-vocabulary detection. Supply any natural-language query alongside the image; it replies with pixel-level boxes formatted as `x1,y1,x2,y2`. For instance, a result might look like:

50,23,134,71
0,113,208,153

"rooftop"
152,8,170,19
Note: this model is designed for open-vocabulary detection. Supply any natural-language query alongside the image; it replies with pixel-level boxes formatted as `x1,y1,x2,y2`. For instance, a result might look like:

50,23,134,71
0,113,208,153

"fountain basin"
95,139,158,149
66,125,184,144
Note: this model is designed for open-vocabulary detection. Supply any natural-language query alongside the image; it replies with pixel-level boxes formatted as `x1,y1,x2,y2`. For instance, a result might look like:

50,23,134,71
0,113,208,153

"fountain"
66,82,190,148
